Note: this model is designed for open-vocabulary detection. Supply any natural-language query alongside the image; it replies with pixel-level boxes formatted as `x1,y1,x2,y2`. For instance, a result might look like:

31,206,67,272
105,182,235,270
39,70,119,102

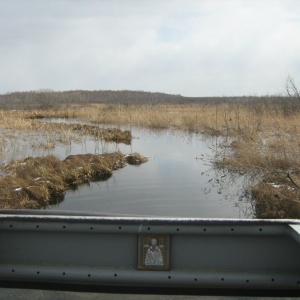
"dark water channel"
41,122,252,218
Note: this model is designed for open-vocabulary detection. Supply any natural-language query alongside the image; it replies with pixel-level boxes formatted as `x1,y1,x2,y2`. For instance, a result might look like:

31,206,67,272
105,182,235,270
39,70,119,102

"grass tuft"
0,152,143,209
125,153,148,165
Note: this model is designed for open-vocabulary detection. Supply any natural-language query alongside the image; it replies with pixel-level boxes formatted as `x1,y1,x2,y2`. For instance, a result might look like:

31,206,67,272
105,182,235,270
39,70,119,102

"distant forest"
0,89,297,112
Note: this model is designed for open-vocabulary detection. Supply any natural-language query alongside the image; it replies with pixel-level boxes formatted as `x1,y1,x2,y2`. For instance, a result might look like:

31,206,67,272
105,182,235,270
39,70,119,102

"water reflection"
44,126,252,218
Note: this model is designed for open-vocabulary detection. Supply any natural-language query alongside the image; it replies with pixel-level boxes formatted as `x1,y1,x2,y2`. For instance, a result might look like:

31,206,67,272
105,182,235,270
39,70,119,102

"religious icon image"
137,234,170,271
145,237,163,266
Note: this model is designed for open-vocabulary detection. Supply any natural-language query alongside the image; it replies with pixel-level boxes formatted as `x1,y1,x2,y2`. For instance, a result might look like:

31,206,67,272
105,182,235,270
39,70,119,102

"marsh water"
0,118,251,218
23,120,250,218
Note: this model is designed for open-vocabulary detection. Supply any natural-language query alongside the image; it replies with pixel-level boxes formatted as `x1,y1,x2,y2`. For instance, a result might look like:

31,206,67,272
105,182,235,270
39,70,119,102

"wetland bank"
0,90,300,218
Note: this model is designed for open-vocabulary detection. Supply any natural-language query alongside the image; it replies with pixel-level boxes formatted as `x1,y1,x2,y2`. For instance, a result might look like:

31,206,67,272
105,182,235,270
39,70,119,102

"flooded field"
22,121,251,218
0,116,253,218
1,100,299,219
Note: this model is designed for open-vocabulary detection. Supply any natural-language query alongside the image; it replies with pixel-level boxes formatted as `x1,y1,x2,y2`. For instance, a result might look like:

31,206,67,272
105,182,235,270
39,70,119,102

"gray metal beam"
0,211,299,292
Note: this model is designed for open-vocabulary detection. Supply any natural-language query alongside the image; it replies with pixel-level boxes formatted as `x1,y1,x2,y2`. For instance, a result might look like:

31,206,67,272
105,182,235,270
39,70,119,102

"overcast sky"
0,0,299,96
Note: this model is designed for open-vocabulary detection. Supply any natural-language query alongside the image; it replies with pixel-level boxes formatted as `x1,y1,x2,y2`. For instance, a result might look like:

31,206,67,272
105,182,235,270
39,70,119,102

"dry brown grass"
0,109,132,153
1,103,289,139
41,123,132,144
125,153,148,165
0,151,147,209
252,172,300,218
73,102,300,166
67,102,300,218
30,102,297,141
1,102,300,217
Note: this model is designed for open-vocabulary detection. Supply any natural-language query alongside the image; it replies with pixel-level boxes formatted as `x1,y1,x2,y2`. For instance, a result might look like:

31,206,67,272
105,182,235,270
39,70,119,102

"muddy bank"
0,152,148,209
215,140,300,219
252,172,300,218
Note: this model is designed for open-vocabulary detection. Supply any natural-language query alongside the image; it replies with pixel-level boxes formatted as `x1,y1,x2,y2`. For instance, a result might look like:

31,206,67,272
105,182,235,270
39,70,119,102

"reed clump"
215,128,300,218
39,123,132,144
0,151,147,209
252,172,300,219
125,153,148,165
0,109,132,147
69,124,131,144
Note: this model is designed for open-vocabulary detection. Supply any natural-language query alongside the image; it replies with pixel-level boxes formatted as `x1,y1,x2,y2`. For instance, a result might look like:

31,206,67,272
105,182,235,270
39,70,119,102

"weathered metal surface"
0,210,299,292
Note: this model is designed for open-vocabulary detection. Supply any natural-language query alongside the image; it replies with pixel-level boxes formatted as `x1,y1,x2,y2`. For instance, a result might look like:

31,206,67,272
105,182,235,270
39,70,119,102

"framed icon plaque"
137,234,170,271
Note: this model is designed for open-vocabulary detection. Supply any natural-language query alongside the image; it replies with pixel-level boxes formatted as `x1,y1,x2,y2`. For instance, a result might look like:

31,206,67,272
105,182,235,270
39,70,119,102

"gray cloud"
0,0,300,96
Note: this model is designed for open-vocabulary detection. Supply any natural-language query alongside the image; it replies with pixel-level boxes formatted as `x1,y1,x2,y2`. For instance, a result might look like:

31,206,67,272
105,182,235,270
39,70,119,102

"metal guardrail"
0,210,299,295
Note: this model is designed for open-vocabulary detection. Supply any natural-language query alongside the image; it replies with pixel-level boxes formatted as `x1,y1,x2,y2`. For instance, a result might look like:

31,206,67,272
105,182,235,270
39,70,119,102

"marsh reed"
1,100,300,217
68,102,299,218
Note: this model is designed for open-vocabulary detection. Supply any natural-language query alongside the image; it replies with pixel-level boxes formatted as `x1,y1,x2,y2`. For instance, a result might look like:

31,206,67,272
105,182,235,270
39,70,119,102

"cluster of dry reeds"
9,117,131,144
41,123,132,144
125,153,149,164
0,152,147,209
0,109,132,157
252,172,300,218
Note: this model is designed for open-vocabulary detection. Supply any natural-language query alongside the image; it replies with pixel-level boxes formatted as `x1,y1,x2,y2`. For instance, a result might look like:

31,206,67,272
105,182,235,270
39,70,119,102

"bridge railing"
0,210,299,294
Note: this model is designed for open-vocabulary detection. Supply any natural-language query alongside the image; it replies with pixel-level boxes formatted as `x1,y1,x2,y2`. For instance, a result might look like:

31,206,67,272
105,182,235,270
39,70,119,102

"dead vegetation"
41,123,132,144
252,172,300,219
0,152,147,209
0,109,132,158
0,110,132,145
70,101,299,219
125,153,148,165
1,96,300,218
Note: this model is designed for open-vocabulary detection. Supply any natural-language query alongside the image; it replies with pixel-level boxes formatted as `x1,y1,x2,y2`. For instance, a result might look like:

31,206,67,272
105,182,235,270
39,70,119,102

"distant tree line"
0,89,298,114
0,90,183,110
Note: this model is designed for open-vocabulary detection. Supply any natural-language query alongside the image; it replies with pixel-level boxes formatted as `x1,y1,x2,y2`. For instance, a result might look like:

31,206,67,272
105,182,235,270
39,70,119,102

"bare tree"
285,75,300,100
